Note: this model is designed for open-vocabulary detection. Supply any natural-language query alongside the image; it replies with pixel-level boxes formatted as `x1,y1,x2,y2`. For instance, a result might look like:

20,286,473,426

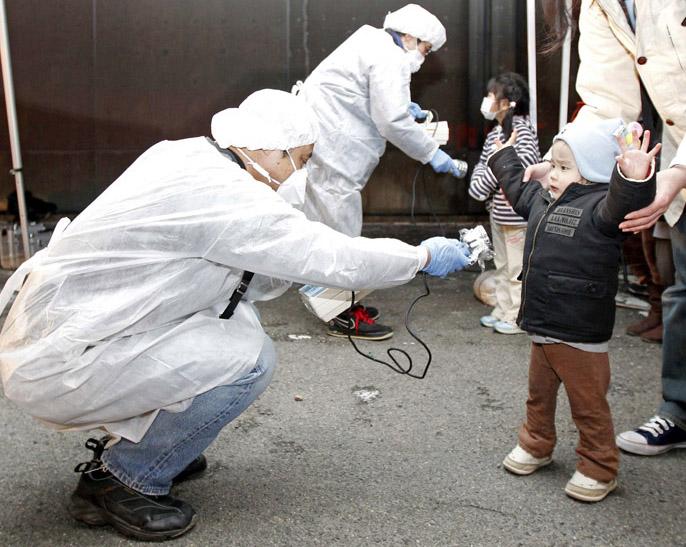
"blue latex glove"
449,158,468,178
409,101,427,121
420,237,471,277
429,149,453,174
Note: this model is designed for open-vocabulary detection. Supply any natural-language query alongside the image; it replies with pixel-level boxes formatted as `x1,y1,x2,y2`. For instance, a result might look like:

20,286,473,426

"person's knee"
254,335,277,387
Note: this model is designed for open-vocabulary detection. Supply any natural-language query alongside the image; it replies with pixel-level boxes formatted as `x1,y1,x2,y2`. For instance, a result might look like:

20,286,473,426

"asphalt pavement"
0,271,683,546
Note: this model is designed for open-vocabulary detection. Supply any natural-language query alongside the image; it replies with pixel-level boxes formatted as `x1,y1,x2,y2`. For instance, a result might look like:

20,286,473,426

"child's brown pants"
518,342,619,482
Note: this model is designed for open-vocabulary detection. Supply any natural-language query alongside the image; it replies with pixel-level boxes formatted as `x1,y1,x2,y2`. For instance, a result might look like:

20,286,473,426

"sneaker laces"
74,436,109,473
638,416,675,438
349,305,375,332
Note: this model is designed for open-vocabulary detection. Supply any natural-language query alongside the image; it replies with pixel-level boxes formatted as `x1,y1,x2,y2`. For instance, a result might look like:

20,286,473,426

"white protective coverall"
0,137,426,443
299,6,446,237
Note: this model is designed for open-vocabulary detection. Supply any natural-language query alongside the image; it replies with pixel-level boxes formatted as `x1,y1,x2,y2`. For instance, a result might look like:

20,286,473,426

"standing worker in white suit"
295,4,466,340
0,89,470,541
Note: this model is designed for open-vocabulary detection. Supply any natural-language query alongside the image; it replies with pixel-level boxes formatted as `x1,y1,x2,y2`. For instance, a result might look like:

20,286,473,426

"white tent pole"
558,0,573,131
526,0,538,132
0,0,30,259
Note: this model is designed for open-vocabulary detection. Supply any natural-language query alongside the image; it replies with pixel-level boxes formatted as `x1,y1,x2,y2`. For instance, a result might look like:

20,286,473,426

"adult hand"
430,150,467,179
429,149,453,174
615,129,662,181
449,158,468,179
419,237,471,277
620,165,686,232
409,102,427,121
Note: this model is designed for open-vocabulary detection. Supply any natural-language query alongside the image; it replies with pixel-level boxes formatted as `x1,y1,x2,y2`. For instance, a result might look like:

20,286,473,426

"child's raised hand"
494,129,517,151
615,129,661,180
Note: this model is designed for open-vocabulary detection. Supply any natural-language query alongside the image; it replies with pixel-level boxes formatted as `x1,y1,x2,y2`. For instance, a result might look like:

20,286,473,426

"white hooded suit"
0,136,425,442
299,15,445,237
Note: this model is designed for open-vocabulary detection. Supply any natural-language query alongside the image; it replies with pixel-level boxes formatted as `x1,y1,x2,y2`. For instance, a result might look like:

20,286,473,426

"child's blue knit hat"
553,118,623,183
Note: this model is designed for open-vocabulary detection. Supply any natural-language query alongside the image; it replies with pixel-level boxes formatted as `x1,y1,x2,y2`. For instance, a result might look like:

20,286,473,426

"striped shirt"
469,116,541,225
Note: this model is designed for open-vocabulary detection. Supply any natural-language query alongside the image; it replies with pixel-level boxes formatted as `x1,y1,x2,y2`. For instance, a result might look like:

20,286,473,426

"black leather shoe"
69,468,196,541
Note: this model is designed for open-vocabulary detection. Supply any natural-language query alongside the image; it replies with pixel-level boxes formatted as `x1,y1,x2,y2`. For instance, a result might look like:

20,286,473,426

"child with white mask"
469,72,541,335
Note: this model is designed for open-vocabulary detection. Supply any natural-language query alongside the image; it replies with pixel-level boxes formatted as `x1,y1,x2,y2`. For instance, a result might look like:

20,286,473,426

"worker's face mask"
276,151,308,211
406,47,425,74
237,148,307,210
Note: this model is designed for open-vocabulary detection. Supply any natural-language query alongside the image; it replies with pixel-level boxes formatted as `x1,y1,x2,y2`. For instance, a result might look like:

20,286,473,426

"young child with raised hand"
487,118,661,502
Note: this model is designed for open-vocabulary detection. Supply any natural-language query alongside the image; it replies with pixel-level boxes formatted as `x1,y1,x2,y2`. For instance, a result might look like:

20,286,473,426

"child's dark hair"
486,72,530,117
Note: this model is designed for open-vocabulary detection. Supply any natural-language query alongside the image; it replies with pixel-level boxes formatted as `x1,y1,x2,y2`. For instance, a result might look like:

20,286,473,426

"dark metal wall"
0,0,578,216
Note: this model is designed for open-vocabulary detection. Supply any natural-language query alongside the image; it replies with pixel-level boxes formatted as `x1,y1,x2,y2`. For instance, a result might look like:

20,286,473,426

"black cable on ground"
345,273,433,379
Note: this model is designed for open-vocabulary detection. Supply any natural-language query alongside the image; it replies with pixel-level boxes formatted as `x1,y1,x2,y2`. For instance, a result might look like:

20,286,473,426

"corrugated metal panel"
0,0,576,215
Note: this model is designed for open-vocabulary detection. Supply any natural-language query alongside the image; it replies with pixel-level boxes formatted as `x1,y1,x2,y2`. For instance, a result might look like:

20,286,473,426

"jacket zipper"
520,191,564,320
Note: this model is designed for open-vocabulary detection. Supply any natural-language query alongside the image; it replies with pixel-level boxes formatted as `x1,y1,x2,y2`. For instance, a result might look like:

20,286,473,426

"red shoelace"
349,305,375,332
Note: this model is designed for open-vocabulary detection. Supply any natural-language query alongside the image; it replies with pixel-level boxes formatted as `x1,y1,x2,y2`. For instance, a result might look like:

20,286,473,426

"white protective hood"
383,4,446,51
0,137,424,442
211,88,319,151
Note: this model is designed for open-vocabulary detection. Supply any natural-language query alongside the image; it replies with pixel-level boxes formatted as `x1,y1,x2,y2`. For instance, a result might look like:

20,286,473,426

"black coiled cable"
345,273,433,379
343,107,455,379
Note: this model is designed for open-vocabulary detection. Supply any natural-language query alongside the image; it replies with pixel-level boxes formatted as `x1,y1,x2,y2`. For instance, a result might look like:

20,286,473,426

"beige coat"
575,0,686,224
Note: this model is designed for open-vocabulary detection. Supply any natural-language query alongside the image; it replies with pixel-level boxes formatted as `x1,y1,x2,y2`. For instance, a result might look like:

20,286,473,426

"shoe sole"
565,479,617,503
327,330,394,341
69,494,197,541
494,328,525,335
480,321,497,328
616,436,686,456
502,455,552,475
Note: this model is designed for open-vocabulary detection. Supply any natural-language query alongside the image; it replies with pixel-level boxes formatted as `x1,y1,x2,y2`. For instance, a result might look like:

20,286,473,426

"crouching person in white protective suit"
294,3,467,341
0,89,471,541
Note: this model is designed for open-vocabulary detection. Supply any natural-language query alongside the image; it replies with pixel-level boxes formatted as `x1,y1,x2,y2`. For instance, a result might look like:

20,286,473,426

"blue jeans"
102,336,276,495
659,212,686,430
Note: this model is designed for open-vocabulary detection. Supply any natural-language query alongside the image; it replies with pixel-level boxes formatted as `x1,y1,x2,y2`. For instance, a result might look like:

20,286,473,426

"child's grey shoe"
502,444,552,475
565,471,617,502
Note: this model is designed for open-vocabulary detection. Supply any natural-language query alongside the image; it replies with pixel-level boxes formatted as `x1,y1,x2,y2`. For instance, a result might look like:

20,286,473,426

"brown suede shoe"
626,312,661,337
640,324,663,344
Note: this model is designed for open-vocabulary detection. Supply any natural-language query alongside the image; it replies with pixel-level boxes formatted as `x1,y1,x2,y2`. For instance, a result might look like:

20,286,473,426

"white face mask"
237,148,308,209
480,97,497,120
276,166,308,211
406,47,425,73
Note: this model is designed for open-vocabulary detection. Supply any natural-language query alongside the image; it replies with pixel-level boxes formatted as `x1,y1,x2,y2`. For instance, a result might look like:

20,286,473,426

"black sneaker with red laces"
327,305,393,341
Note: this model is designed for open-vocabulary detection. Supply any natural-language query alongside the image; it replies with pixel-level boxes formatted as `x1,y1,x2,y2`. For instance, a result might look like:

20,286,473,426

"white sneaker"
480,315,498,328
494,320,525,335
503,444,552,475
565,471,617,502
